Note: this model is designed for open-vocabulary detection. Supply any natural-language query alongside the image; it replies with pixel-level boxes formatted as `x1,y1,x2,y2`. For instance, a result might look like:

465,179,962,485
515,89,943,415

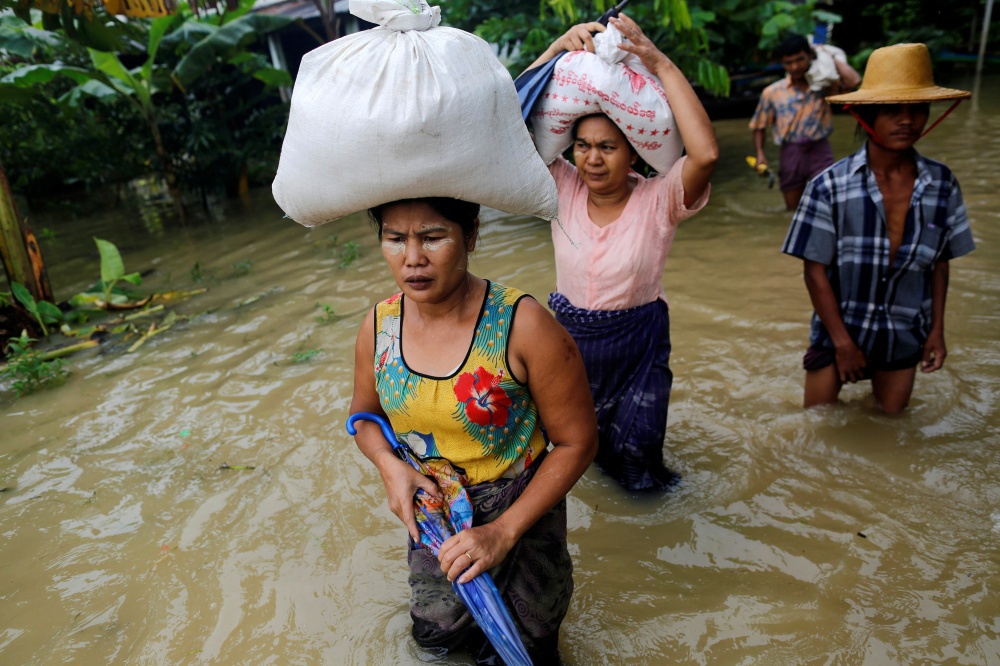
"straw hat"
827,43,971,104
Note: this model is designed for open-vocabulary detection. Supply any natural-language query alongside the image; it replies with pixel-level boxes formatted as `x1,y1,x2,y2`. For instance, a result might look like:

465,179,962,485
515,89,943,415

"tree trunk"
0,159,53,303
313,0,340,41
146,108,186,222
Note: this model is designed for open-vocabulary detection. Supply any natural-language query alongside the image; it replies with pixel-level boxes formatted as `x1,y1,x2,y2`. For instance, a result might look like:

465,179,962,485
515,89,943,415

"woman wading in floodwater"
349,198,597,662
526,13,718,491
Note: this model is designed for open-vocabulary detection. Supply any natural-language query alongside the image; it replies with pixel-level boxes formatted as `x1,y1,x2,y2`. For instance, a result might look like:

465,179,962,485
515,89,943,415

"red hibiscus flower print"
454,367,511,427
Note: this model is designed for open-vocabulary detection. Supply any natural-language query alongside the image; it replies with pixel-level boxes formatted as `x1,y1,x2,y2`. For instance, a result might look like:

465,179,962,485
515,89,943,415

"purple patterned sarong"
548,292,679,491
407,450,571,664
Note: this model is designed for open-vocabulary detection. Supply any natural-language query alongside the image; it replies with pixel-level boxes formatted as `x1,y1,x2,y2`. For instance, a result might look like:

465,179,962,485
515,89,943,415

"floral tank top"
373,282,548,484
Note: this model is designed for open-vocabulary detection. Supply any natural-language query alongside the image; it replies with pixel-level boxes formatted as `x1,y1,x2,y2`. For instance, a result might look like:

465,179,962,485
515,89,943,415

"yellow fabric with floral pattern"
374,282,548,484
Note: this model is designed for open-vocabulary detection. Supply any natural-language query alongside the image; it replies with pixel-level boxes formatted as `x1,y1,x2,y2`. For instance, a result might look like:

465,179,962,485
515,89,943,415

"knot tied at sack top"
594,23,629,64
349,0,441,31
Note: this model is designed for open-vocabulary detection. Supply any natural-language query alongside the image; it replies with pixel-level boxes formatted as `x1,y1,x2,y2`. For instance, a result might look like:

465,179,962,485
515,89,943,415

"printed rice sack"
529,24,683,174
272,0,558,227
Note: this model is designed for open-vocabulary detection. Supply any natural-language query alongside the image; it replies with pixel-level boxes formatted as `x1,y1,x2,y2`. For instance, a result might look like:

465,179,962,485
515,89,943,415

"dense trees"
0,1,290,205
0,0,993,202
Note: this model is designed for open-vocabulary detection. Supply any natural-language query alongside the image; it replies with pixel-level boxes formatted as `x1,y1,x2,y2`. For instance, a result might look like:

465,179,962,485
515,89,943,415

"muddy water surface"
2,75,999,665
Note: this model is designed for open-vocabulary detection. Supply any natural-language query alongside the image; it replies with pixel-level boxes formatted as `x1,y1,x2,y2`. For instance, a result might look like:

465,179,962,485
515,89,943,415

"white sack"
530,24,683,174
806,43,848,92
272,0,558,227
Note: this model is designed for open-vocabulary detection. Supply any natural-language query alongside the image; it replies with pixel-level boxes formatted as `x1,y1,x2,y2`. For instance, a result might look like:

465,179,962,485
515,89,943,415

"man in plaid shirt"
782,43,975,413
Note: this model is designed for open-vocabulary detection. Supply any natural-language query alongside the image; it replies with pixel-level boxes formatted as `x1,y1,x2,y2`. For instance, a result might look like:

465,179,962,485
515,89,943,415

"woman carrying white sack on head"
524,14,718,492
272,1,599,663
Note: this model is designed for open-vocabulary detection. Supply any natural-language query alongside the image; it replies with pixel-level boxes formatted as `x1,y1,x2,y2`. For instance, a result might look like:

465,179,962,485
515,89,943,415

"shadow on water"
0,75,998,665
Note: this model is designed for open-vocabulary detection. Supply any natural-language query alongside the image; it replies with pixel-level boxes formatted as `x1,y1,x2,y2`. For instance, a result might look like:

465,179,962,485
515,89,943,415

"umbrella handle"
596,0,630,26
346,412,402,452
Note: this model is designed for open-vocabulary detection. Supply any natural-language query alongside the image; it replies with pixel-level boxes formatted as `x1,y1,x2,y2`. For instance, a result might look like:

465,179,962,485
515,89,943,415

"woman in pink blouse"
527,14,718,490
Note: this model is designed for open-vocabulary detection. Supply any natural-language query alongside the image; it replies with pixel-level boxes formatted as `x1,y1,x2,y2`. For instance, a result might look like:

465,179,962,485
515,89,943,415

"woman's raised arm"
612,13,718,206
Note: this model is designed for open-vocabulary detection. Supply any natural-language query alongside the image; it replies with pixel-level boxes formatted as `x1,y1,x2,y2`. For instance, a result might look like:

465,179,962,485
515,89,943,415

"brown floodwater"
2,73,998,665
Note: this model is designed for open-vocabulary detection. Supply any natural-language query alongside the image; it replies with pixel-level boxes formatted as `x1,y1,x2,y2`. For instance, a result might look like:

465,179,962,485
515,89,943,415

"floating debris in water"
219,462,255,471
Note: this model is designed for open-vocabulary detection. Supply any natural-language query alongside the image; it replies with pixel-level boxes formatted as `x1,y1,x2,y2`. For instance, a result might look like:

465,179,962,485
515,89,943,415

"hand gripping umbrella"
346,412,533,666
514,0,631,122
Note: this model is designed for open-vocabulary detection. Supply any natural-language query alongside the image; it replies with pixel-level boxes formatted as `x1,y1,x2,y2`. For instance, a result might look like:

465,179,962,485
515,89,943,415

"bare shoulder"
355,306,377,352
510,296,580,367
511,295,557,337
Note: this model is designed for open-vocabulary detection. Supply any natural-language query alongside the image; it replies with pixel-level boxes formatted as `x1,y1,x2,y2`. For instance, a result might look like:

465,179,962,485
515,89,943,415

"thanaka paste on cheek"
423,238,454,252
382,240,405,256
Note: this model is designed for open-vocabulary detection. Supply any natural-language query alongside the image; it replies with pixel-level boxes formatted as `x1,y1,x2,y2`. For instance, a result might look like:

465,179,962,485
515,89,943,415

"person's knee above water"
524,13,718,491
781,43,976,414
750,33,861,211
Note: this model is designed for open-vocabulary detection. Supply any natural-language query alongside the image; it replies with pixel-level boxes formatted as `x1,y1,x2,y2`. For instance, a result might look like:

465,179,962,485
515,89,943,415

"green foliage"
292,349,322,364
171,14,293,89
0,8,292,200
326,235,362,268
94,237,142,304
338,241,361,268
858,0,981,55
190,260,217,284
469,0,732,96
232,259,253,276
1,331,68,396
315,303,338,324
10,282,64,337
459,0,861,96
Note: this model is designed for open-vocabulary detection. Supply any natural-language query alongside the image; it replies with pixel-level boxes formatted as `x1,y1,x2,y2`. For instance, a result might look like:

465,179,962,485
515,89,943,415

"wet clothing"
803,335,923,378
749,76,834,145
778,138,835,192
783,145,976,363
408,450,572,664
547,155,708,311
546,153,707,491
374,283,547,485
548,293,678,491
374,282,572,661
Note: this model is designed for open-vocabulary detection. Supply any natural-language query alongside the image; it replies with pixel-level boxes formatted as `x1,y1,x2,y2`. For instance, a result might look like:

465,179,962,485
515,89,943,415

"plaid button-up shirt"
782,145,976,360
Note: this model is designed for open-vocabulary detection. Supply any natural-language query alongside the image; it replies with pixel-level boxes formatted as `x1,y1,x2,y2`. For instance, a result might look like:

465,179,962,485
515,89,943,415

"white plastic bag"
529,24,683,174
272,0,558,227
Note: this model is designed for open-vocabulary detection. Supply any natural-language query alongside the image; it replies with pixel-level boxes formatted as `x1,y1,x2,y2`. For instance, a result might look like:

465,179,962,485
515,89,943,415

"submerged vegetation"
1,331,68,396
0,237,208,397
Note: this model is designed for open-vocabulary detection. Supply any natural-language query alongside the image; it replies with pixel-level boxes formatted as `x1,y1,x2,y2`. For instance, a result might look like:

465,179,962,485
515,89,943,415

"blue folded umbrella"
514,53,566,124
346,412,533,666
